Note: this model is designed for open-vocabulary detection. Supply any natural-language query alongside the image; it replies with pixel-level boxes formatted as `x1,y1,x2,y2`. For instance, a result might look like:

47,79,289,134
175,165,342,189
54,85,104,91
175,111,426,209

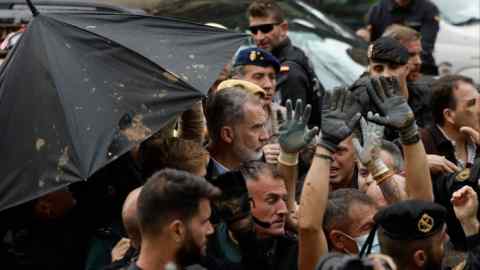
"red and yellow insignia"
280,65,289,72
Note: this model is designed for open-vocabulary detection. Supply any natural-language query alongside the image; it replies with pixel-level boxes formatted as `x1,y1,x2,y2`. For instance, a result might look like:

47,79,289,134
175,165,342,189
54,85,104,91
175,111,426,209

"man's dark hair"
239,160,282,181
431,75,475,125
247,0,285,22
137,169,220,235
205,87,262,144
378,227,436,269
324,189,377,233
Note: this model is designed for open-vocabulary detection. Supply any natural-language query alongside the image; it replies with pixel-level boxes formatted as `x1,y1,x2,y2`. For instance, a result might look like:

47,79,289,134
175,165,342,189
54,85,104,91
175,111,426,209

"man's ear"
169,220,186,244
220,126,235,144
413,249,427,268
280,20,288,31
329,230,346,250
280,20,288,37
443,108,455,126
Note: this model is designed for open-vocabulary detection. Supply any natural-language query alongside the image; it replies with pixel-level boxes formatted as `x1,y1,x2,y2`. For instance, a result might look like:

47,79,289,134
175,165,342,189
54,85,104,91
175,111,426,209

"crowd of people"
1,0,480,270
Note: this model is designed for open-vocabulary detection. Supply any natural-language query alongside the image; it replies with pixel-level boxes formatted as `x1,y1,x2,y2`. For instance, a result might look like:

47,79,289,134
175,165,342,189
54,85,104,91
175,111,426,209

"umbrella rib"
36,20,87,178
48,15,202,94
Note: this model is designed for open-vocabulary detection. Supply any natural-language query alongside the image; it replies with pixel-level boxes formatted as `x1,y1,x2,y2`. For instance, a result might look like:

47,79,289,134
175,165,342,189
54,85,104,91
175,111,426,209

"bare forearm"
378,175,406,204
403,141,434,201
278,162,298,212
299,146,330,270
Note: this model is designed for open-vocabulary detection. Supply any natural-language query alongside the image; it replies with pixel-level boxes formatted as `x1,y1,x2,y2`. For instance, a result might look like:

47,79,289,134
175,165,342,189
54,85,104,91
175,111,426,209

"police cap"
374,200,447,240
368,37,409,65
234,47,281,72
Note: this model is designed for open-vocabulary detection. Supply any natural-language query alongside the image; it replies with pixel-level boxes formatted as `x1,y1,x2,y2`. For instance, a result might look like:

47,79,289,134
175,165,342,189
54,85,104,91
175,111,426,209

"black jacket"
367,0,440,75
272,38,324,128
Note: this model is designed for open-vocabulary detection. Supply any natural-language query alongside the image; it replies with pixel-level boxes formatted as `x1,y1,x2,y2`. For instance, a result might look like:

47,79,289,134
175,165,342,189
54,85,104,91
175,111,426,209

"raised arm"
299,89,361,270
353,117,405,204
277,99,319,231
367,77,433,201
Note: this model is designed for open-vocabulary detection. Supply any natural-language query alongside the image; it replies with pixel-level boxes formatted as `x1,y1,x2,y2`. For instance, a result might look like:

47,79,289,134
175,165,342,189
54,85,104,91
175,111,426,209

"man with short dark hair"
132,169,220,270
205,87,269,179
247,0,324,128
364,0,440,75
350,36,433,130
421,75,480,175
375,188,480,269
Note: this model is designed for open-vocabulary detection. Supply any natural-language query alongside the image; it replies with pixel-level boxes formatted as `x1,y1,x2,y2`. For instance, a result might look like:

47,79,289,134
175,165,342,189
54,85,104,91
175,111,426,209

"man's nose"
277,200,288,215
259,127,269,141
206,221,214,235
263,77,274,89
413,54,422,65
254,31,265,40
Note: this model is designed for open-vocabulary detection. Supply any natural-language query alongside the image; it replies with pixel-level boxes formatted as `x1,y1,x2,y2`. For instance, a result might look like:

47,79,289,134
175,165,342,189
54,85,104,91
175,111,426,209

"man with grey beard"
205,87,270,180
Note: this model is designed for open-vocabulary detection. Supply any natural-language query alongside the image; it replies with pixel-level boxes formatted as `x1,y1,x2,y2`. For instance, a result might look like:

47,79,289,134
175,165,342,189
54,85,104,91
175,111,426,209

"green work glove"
366,76,419,145
320,88,361,152
278,99,319,154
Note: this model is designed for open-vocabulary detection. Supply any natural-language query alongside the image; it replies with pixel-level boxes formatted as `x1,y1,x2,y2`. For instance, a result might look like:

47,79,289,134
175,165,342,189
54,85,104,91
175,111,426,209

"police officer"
350,37,433,139
364,0,441,76
369,198,480,269
247,0,324,128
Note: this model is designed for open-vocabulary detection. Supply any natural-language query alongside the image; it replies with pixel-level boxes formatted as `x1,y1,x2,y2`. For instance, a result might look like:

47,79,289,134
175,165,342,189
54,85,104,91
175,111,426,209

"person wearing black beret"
371,188,480,270
349,36,433,141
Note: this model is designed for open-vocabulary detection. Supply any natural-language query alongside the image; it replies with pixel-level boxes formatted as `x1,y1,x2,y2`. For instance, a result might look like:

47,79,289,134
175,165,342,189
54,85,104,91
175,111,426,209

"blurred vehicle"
0,0,145,61
305,0,480,83
433,0,480,81
152,0,368,90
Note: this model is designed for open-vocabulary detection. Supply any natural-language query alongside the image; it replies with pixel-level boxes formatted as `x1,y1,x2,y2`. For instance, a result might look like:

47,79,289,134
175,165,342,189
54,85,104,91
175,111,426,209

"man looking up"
247,0,324,127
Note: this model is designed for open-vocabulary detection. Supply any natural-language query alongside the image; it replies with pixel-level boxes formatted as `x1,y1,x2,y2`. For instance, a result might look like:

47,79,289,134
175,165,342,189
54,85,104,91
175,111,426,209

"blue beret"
374,200,447,241
233,47,280,72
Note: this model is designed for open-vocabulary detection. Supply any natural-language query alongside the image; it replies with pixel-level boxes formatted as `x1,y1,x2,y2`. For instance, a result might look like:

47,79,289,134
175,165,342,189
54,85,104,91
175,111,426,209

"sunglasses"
249,23,280,35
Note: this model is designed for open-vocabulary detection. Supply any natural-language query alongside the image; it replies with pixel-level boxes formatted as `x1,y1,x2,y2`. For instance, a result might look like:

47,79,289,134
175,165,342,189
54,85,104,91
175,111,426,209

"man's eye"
360,169,370,177
466,99,476,107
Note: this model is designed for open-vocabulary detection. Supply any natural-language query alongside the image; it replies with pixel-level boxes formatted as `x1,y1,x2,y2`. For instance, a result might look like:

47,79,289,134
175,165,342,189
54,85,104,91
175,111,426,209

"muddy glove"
319,88,361,152
353,117,391,180
278,99,319,165
211,171,254,233
366,76,419,145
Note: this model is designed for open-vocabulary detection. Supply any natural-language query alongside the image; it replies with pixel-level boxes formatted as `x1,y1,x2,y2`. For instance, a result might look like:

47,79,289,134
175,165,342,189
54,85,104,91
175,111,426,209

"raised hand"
460,126,480,145
353,116,385,166
366,76,419,145
319,88,361,152
451,186,480,236
278,99,319,153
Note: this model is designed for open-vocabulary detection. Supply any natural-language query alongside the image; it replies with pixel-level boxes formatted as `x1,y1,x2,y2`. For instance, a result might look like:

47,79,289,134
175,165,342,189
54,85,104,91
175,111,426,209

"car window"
432,0,480,25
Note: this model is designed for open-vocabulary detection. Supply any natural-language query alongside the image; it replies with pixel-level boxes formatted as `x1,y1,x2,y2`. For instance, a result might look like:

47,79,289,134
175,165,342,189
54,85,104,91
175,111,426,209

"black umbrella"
0,1,247,211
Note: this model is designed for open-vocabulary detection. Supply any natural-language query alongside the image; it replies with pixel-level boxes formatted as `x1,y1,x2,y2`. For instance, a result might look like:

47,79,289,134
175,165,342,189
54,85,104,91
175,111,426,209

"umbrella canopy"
0,8,247,211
